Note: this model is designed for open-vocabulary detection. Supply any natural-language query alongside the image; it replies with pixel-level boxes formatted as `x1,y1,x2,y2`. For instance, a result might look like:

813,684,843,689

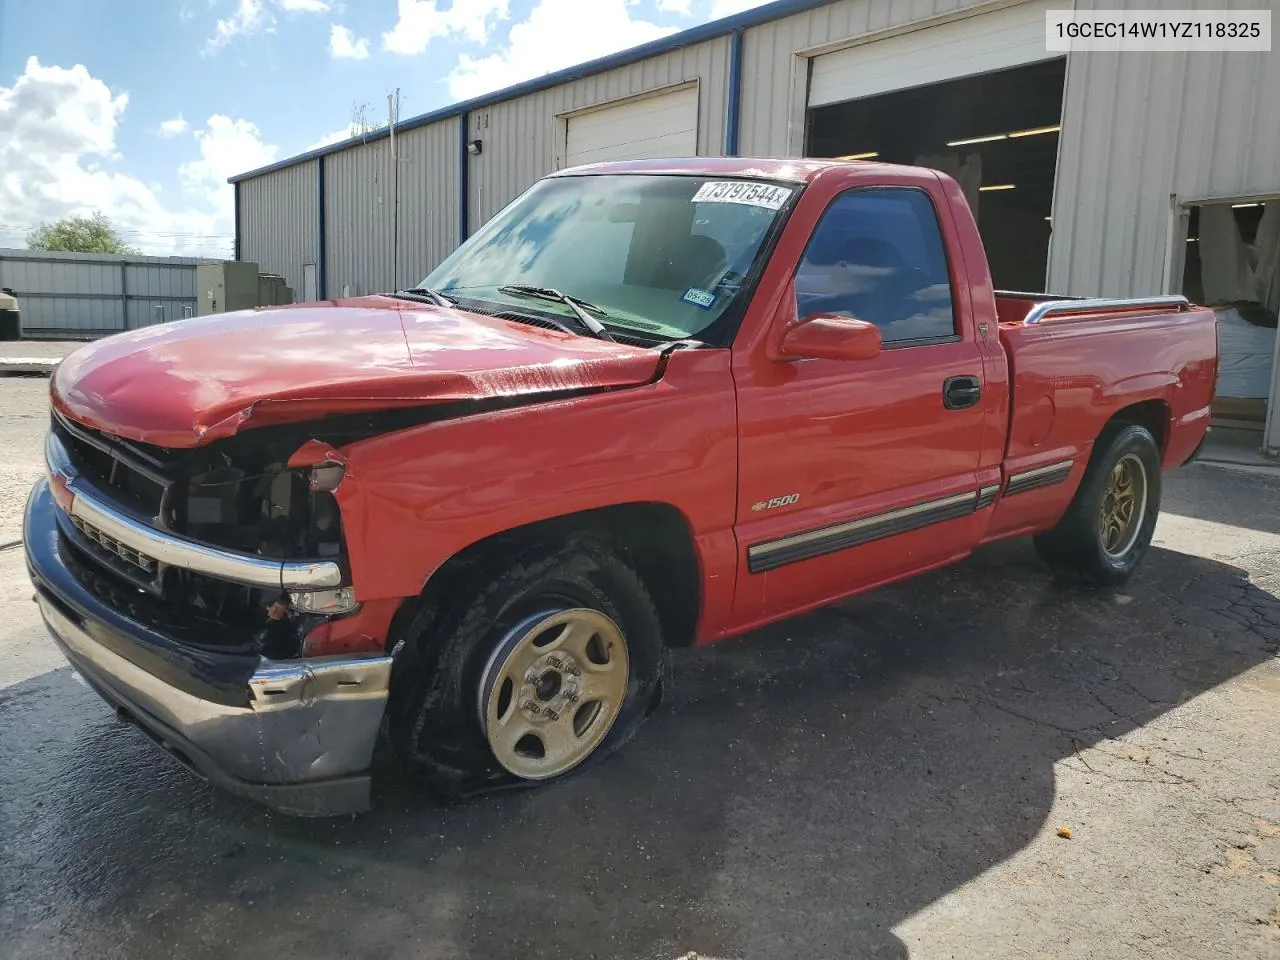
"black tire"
386,536,666,798
1033,424,1162,586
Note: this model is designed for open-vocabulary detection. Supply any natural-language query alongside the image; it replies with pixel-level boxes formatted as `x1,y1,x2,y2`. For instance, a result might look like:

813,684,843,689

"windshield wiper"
497,285,615,342
391,287,456,307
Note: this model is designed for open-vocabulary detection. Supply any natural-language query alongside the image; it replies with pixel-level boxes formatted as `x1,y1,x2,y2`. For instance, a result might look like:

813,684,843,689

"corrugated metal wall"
466,35,730,228
395,120,461,286
1048,0,1280,298
0,249,203,337
238,161,318,299
325,138,395,298
736,0,992,156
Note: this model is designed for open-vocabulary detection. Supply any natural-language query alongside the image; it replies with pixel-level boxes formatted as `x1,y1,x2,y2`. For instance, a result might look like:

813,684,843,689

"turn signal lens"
289,586,358,615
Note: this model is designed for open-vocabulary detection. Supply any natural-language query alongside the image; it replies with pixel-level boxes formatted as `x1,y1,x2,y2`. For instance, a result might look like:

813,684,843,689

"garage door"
565,85,699,167
809,1,1063,107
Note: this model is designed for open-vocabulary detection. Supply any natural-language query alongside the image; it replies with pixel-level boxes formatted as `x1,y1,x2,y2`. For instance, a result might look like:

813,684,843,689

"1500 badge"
751,494,800,512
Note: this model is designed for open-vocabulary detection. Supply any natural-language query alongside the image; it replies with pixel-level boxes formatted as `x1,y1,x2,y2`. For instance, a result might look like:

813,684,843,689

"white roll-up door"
809,1,1063,107
565,85,699,167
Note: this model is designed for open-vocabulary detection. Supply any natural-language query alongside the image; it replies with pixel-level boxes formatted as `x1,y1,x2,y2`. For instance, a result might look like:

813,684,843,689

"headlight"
289,585,358,615
309,462,345,492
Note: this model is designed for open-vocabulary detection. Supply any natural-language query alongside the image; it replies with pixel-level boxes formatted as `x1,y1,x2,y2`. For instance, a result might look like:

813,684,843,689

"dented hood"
51,297,661,447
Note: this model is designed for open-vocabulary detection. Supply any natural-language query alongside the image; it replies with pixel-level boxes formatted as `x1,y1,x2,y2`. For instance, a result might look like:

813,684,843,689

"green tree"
26,213,138,255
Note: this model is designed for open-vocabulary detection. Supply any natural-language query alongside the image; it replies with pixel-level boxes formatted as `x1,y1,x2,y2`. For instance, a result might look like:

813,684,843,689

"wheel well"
395,504,702,653
1104,399,1170,454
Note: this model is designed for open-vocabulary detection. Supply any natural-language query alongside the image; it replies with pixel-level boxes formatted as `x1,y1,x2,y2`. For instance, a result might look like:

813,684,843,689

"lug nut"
566,667,580,677
568,693,580,703
548,657,563,669
545,709,559,721
524,700,541,714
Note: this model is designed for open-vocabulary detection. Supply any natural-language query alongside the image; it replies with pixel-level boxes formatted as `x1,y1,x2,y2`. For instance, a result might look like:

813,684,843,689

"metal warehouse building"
231,0,1280,452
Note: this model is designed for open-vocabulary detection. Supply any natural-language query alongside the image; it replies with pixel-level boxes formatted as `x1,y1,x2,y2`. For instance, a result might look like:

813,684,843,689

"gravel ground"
1,375,1277,960
0,376,51,542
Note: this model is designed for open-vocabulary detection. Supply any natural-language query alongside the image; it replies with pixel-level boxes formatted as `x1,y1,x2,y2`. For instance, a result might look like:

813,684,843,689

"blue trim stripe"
316,155,327,299
233,181,242,261
726,28,744,156
459,112,470,243
227,0,836,184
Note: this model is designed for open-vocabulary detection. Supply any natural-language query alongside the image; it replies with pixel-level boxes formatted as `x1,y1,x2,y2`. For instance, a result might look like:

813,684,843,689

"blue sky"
0,0,766,257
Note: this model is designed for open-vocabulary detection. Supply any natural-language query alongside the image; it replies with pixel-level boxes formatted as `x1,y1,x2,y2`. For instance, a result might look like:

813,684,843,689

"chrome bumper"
25,478,392,816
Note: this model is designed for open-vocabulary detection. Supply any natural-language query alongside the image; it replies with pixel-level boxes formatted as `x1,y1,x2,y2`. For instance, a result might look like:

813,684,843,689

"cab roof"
548,157,935,183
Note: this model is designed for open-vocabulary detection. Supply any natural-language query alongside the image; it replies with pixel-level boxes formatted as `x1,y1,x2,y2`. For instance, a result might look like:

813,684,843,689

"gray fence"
0,248,216,338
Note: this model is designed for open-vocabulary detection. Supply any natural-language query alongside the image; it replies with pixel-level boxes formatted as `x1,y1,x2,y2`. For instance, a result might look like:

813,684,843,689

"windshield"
421,174,796,340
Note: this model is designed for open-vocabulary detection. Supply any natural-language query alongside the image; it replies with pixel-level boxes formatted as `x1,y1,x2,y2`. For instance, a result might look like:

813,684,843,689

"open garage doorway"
1180,199,1280,445
806,57,1066,292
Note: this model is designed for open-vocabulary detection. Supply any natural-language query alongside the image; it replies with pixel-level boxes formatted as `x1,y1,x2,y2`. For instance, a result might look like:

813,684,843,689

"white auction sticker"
692,181,793,210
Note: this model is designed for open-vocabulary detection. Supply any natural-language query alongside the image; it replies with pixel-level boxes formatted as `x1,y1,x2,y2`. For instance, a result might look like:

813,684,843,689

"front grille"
52,412,176,523
70,515,158,575
55,530,264,653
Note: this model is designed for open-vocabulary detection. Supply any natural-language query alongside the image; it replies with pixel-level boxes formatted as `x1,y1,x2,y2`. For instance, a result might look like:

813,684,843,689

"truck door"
732,184,992,625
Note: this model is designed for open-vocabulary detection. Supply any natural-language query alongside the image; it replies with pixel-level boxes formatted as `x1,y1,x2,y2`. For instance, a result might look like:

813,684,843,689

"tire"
1033,424,1162,586
386,536,666,798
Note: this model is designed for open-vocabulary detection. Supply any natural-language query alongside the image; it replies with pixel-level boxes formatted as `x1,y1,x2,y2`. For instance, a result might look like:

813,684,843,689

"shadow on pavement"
3,539,1278,959
1163,462,1280,535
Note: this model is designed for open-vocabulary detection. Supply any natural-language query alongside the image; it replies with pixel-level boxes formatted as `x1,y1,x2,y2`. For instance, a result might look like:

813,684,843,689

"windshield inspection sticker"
682,287,717,309
692,181,792,210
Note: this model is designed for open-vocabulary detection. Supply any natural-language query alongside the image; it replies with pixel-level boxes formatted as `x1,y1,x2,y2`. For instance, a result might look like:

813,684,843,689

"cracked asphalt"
2,372,1279,960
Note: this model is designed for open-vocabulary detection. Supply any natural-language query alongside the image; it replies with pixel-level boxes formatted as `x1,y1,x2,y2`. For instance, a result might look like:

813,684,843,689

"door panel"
732,184,989,624
735,341,986,617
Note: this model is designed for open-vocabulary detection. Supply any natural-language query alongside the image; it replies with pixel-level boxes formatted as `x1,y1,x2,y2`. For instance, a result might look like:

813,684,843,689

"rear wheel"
387,538,665,795
1033,424,1162,585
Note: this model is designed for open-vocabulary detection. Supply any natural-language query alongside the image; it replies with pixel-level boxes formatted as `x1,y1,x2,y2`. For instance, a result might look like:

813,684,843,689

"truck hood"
51,297,662,447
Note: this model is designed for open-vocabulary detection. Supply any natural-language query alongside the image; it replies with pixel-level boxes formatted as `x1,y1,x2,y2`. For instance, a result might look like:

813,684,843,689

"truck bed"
985,290,1218,543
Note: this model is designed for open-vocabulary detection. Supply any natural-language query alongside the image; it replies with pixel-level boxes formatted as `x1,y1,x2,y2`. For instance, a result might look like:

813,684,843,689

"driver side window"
795,188,955,344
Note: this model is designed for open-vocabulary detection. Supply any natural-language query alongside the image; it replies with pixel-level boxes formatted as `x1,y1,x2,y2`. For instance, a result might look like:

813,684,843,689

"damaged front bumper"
24,478,393,816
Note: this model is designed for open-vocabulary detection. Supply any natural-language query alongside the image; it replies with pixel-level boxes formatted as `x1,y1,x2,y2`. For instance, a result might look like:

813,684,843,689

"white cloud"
158,113,190,137
205,0,330,53
382,0,511,55
306,123,361,151
180,115,278,207
0,57,274,258
657,0,693,14
205,0,269,54
447,0,673,100
329,24,371,59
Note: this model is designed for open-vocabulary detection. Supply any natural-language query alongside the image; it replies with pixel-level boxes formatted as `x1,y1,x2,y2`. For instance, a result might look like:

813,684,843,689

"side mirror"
779,313,882,361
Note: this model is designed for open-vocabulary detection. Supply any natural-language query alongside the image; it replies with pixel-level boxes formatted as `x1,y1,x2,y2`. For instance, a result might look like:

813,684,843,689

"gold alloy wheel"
481,608,630,780
1099,452,1148,558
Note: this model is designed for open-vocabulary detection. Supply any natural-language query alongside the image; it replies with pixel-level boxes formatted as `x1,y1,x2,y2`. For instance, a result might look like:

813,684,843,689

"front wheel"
1033,424,1162,585
387,538,666,796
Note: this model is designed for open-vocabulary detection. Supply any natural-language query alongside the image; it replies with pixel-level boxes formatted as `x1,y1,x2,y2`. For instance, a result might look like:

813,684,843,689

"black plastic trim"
1005,464,1074,496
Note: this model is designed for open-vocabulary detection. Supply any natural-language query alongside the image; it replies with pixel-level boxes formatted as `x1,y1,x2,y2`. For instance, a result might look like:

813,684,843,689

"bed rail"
1017,295,1193,326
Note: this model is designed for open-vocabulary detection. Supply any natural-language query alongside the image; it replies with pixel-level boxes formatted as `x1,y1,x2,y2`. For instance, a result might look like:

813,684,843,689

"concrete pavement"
1,376,1277,960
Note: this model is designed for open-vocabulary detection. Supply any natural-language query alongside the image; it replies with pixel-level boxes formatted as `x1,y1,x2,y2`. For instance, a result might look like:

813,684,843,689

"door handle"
943,375,982,410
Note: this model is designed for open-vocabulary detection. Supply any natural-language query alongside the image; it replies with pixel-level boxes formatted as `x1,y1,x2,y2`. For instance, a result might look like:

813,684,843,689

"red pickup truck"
25,158,1217,815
